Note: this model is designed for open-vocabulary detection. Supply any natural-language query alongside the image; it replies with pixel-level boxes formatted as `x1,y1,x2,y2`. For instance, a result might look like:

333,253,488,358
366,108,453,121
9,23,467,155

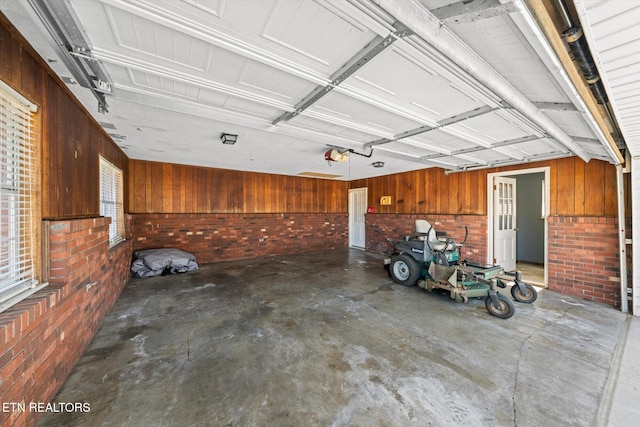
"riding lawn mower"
384,220,538,319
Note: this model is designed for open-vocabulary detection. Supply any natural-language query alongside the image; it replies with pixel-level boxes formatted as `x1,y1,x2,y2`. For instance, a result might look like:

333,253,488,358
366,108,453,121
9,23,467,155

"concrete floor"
39,249,628,426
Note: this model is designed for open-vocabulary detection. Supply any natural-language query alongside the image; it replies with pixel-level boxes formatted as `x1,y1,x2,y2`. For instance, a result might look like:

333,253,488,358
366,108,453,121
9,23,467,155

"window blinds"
99,156,124,246
0,82,37,305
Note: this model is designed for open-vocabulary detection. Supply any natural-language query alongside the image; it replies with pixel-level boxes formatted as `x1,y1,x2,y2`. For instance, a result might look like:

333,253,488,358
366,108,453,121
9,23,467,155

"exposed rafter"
272,22,413,125
430,0,518,24
364,105,497,148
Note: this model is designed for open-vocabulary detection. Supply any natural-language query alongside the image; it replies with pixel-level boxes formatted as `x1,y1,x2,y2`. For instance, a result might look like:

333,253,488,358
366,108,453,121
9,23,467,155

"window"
0,81,39,312
99,156,124,247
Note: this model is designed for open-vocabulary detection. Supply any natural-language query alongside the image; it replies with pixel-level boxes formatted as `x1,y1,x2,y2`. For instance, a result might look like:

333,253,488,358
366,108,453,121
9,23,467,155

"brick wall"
0,217,133,427
131,213,348,263
548,216,621,307
367,213,624,308
365,213,488,262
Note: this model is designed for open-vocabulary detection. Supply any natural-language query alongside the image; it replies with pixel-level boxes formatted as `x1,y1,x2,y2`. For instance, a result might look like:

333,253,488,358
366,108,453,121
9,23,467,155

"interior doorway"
487,167,549,286
348,188,367,249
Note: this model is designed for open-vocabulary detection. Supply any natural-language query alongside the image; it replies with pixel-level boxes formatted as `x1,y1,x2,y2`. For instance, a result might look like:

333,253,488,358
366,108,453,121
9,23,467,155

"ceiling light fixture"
372,161,384,168
220,133,238,145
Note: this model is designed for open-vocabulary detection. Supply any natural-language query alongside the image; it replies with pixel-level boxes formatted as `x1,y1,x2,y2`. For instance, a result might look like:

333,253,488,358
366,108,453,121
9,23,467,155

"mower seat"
415,220,458,252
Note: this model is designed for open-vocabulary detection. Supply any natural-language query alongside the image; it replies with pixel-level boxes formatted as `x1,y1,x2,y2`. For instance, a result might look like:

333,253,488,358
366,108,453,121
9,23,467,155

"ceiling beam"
530,101,578,112
272,22,413,125
363,105,496,148
430,0,518,24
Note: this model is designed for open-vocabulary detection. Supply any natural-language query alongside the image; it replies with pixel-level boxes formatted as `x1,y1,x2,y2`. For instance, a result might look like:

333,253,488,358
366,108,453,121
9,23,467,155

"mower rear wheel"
511,282,538,304
485,293,515,319
390,254,420,287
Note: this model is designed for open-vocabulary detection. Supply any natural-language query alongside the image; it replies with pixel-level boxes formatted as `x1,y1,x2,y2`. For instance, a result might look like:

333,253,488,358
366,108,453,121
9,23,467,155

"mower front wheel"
485,293,516,319
511,282,538,304
390,254,421,287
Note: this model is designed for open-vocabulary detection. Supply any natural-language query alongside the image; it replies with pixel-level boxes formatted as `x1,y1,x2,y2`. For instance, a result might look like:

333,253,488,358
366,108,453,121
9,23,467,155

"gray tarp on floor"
131,248,198,278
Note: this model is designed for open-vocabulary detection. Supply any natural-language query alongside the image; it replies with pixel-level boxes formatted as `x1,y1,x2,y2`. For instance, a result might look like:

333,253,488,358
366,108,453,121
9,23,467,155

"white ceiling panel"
286,115,378,144
130,70,200,100
0,0,623,180
311,91,423,137
107,5,212,71
351,47,485,120
448,14,568,104
544,110,601,139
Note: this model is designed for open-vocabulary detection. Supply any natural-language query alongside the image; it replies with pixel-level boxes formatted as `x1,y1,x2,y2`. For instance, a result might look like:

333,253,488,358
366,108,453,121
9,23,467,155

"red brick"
0,217,132,426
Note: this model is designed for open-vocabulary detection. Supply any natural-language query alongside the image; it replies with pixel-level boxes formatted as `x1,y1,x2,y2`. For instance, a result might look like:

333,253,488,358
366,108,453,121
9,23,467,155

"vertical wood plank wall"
350,158,619,217
0,13,128,220
128,160,349,213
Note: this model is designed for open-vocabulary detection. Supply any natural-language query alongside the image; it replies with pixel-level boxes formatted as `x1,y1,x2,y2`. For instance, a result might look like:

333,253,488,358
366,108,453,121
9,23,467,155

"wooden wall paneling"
297,177,307,212
150,162,164,213
0,22,11,79
131,160,146,212
471,170,481,214
438,171,448,213
192,168,210,213
449,172,460,214
242,172,253,213
460,172,471,214
250,172,261,213
574,158,585,216
423,169,434,214
555,157,575,215
275,175,285,213
209,168,221,213
303,176,311,212
79,110,94,216
235,170,246,213
383,174,392,213
311,178,321,212
60,96,76,217
263,174,273,213
320,179,329,213
172,164,184,213
416,169,426,213
549,159,558,215
257,171,265,212
10,28,21,87
162,163,173,212
296,176,305,212
396,174,406,213
183,165,195,212
584,160,605,216
407,171,418,213
604,162,617,216
282,176,291,212
338,180,347,212
373,177,381,210
71,122,86,216
41,79,56,218
311,178,319,212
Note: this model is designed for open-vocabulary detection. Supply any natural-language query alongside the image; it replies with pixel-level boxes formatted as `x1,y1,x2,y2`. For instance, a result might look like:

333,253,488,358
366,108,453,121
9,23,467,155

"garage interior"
1,0,639,425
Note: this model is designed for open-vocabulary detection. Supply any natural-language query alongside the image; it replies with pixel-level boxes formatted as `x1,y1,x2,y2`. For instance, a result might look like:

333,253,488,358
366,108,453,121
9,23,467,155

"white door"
349,188,367,248
494,177,517,271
